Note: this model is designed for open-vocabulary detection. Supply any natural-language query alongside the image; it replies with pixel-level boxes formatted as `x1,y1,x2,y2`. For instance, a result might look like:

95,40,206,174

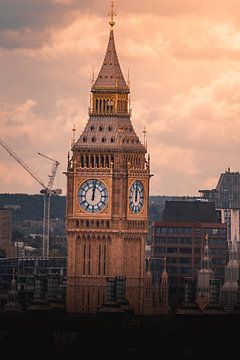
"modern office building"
151,200,227,307
199,168,240,249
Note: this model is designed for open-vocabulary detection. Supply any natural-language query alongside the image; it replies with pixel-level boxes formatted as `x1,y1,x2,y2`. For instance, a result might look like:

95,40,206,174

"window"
167,247,178,253
179,247,192,254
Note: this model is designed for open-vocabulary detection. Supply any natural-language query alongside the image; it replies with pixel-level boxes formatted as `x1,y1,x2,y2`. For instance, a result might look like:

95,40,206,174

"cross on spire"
108,1,116,28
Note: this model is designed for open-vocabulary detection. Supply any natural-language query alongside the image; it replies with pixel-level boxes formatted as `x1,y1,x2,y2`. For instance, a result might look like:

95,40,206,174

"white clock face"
129,180,144,214
78,179,108,213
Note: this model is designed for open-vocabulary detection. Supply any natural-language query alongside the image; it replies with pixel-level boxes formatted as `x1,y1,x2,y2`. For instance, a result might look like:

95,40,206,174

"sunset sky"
1,0,240,196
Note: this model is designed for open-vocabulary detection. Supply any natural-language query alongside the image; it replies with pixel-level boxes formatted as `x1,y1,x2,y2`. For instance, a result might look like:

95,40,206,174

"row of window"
93,98,128,111
154,227,193,234
83,136,115,143
153,246,226,255
154,237,192,244
154,227,226,235
75,219,110,228
154,247,193,254
89,125,133,133
167,267,193,275
79,154,113,168
153,237,226,246
90,125,113,132
77,153,144,169
82,136,139,145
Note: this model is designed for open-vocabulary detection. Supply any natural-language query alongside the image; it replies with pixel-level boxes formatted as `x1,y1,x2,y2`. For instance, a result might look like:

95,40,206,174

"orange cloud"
1,2,240,196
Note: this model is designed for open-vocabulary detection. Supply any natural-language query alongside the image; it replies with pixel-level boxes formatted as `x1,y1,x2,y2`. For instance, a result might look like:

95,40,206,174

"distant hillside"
0,193,196,224
0,193,66,222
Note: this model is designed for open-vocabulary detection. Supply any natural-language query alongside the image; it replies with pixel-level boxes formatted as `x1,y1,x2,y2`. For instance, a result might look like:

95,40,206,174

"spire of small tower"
4,267,21,311
11,267,17,291
196,233,215,311
163,256,167,271
202,234,211,270
159,257,170,314
161,257,168,279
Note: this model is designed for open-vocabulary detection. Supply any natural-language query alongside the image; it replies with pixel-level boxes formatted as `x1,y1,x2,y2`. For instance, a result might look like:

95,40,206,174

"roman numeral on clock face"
129,180,144,214
78,179,108,214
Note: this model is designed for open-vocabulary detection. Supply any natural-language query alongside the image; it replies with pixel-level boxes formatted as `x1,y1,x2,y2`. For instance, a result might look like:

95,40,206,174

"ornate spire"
161,257,168,279
71,124,76,149
108,1,116,29
159,257,169,314
91,2,129,94
202,234,211,270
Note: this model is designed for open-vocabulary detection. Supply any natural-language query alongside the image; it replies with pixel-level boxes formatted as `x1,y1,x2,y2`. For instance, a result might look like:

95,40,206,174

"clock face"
129,180,144,214
78,179,108,213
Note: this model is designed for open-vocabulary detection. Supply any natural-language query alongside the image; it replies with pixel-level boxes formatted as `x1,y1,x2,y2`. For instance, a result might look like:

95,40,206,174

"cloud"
2,2,240,196
0,96,86,194
130,71,240,195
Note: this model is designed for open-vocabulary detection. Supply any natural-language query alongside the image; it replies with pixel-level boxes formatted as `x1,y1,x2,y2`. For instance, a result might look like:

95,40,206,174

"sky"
1,0,240,197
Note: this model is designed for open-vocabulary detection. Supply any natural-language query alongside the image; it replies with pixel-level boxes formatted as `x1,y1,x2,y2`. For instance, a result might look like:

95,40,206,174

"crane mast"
0,138,61,258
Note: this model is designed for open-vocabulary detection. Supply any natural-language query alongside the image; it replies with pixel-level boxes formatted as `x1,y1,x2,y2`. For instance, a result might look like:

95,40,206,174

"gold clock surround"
74,176,112,218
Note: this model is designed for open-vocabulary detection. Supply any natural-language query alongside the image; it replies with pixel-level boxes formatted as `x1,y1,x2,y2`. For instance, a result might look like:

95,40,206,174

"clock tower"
66,4,151,314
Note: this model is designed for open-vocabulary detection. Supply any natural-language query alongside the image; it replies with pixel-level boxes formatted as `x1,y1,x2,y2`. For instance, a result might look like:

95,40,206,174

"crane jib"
0,137,61,258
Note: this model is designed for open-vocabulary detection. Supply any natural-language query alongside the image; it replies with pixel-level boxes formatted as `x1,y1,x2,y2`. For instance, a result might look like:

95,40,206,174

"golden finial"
143,126,147,149
164,256,167,266
127,68,131,87
108,1,116,28
71,124,76,148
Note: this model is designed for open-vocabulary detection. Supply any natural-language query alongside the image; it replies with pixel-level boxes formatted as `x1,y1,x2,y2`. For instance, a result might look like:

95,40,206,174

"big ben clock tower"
66,3,151,314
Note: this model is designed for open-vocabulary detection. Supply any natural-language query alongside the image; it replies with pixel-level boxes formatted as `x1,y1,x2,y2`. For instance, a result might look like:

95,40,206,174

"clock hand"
135,188,138,202
91,181,96,201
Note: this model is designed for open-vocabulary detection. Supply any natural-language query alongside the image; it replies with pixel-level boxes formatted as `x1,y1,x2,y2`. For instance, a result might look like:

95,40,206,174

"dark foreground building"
0,257,66,309
0,310,239,357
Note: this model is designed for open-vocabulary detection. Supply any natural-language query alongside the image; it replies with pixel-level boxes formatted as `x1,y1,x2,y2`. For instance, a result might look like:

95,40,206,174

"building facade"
199,168,240,249
221,241,240,311
151,201,227,307
0,208,15,258
0,257,66,309
66,10,151,314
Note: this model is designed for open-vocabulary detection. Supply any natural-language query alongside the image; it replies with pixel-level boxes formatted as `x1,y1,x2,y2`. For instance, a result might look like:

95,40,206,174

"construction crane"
0,138,61,258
